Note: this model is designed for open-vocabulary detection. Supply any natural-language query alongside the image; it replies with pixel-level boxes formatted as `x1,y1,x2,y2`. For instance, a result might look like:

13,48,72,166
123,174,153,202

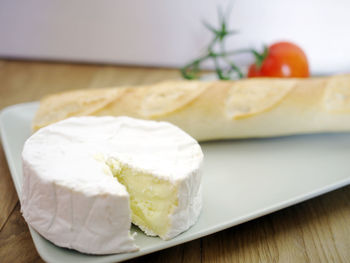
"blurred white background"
0,0,349,74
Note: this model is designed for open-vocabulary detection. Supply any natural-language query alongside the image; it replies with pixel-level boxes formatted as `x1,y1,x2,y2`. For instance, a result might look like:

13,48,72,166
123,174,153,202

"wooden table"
0,60,349,263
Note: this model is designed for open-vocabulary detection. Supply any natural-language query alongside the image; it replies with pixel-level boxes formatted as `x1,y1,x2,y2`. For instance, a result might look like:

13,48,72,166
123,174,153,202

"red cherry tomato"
248,41,309,78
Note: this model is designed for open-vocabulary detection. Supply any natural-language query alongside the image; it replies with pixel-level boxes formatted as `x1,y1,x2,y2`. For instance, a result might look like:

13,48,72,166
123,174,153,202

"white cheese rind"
21,141,137,254
21,116,203,254
165,172,202,240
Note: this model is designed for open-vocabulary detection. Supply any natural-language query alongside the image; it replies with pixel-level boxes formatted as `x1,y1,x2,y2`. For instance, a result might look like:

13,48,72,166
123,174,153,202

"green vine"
181,7,264,80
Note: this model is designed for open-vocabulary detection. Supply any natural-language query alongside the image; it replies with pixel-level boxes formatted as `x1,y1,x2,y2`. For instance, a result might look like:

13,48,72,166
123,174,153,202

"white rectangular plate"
1,102,349,263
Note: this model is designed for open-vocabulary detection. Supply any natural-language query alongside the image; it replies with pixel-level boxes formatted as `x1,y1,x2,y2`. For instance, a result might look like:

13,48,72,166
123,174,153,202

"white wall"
0,0,349,74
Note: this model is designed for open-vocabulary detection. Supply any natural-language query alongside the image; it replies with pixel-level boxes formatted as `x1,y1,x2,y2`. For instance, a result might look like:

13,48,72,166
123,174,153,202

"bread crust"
32,75,350,141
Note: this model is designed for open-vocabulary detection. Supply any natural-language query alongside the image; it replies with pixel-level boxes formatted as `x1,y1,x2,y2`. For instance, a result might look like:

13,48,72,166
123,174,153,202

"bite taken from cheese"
107,159,179,239
21,116,203,254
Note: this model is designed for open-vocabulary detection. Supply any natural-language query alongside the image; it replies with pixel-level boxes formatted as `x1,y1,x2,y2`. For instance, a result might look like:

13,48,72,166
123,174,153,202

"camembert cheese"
21,116,203,254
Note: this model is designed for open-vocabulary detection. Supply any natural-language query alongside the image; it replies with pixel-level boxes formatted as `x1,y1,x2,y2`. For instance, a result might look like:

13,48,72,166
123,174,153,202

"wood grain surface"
0,60,349,263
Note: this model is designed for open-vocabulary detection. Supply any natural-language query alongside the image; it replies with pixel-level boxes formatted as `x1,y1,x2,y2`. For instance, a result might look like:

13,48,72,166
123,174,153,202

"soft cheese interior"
21,116,203,254
107,159,179,238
